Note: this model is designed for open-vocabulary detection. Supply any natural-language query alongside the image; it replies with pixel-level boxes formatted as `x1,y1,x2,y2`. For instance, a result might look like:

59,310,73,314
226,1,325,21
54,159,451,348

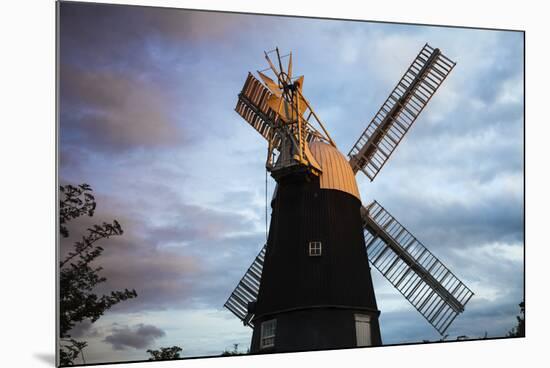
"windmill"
224,44,474,353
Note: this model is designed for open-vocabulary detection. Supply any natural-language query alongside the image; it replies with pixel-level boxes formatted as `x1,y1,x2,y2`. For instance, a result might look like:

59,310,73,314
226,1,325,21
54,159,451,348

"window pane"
260,319,276,348
309,241,322,256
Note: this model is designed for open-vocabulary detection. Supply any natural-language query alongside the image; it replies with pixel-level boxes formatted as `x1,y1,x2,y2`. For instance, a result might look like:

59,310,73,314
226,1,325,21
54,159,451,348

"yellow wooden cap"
309,141,361,200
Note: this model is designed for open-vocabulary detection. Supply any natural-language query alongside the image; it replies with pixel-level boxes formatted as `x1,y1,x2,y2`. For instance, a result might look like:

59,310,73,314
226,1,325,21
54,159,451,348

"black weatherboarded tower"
225,46,474,353
250,142,382,352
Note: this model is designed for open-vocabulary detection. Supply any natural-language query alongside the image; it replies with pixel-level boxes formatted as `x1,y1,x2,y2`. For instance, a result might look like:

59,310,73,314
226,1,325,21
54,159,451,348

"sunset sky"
58,1,524,364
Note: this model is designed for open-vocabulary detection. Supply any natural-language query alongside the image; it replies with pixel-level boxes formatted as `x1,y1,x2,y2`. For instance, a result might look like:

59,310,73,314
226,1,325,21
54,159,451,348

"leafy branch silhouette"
59,183,137,366
146,346,183,361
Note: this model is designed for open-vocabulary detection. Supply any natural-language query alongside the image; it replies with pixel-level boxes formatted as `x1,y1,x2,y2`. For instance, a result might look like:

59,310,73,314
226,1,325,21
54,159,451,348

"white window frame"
308,241,322,256
260,319,276,349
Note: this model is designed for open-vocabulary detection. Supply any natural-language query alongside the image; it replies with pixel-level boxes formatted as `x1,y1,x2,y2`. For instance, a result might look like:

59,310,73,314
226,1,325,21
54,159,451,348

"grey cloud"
183,233,267,308
68,319,101,339
59,181,263,312
446,298,523,338
354,34,524,260
59,4,254,156
379,293,522,344
104,324,165,350
60,65,184,154
59,2,250,70
379,194,523,249
145,203,257,244
59,189,199,312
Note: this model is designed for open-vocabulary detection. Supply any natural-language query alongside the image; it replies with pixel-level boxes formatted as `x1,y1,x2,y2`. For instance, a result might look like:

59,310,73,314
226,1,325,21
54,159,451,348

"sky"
58,1,524,364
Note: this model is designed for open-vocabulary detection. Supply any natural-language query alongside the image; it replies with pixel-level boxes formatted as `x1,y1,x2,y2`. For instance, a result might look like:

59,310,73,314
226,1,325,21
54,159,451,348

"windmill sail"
235,72,318,151
361,201,473,335
348,44,456,180
224,244,267,327
235,73,284,149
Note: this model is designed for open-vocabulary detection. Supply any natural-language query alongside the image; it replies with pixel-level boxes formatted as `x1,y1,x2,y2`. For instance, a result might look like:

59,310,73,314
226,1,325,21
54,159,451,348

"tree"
59,183,96,238
221,343,249,356
146,346,183,360
59,339,88,367
507,301,525,337
59,184,138,366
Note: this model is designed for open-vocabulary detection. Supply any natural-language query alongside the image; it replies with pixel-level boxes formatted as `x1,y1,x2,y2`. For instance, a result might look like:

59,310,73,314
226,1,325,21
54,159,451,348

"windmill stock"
225,44,474,353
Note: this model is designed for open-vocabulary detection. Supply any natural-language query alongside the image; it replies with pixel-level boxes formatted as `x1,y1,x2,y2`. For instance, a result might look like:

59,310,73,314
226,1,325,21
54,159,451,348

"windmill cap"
309,141,361,200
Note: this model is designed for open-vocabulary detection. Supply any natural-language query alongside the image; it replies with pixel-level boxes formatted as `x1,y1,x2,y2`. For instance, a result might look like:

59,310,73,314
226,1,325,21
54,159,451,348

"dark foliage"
507,301,525,337
59,221,138,335
422,332,488,343
59,339,88,366
59,184,96,238
221,343,248,356
146,346,183,360
59,184,138,366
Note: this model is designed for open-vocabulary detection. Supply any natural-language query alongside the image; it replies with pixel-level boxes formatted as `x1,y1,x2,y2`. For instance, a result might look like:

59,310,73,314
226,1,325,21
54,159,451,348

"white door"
355,314,372,347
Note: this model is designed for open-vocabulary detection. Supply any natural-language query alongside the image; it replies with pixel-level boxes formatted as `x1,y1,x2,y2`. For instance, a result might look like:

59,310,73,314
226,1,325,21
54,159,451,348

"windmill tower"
225,45,474,353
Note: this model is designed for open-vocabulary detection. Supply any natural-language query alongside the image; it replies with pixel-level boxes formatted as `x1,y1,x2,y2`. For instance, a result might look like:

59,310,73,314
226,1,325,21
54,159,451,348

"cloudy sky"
58,1,524,364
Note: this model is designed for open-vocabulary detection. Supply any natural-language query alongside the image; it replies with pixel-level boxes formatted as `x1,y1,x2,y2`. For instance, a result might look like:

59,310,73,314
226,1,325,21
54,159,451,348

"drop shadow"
34,353,56,366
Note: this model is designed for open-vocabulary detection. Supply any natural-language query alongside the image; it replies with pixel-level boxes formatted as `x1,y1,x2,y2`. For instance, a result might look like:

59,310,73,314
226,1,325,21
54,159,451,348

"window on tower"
308,241,322,256
260,319,276,349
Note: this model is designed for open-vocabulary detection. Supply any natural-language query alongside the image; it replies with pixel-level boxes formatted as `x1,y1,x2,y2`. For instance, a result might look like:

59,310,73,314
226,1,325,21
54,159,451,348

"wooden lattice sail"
348,44,456,180
224,245,266,327
361,201,473,334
